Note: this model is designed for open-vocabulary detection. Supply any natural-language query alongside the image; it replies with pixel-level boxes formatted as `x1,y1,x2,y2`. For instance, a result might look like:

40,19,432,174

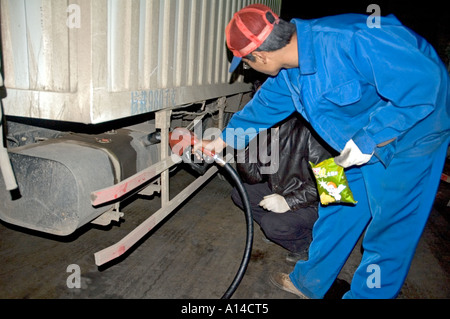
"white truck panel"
1,0,282,124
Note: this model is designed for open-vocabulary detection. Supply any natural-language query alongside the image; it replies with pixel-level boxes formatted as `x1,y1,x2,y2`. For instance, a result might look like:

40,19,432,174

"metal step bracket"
91,203,124,226
91,109,218,266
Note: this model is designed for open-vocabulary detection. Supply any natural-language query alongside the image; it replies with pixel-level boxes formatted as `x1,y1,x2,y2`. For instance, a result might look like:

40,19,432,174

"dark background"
280,0,449,64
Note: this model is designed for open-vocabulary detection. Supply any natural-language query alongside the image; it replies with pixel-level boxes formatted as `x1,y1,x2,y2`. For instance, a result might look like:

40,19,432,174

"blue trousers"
289,142,449,298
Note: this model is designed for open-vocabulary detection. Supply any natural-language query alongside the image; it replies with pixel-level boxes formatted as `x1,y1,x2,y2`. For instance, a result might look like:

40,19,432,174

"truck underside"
0,98,241,236
0,95,251,265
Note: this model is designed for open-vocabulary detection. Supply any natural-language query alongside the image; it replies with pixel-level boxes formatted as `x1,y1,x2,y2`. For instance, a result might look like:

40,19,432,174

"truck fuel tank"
0,128,160,236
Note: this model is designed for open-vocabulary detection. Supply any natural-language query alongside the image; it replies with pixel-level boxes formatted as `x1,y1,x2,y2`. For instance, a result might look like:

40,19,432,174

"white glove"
259,194,290,213
334,139,373,168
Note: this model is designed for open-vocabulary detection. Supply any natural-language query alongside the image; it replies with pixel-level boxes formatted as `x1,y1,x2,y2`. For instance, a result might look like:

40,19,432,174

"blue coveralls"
222,14,450,298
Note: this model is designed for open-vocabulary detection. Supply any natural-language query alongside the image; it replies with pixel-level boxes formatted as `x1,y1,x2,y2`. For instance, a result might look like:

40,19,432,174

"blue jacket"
223,14,450,167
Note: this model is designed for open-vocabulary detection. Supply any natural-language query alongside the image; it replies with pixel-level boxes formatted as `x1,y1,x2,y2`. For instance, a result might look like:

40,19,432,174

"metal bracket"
90,155,180,206
94,165,218,266
91,203,124,226
138,179,161,196
92,109,220,266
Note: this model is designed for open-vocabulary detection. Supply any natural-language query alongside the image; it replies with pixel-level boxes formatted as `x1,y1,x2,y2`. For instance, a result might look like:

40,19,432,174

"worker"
231,113,333,264
196,4,450,298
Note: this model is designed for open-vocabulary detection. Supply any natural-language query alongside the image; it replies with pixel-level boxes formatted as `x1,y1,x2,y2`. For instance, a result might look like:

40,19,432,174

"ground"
0,157,449,301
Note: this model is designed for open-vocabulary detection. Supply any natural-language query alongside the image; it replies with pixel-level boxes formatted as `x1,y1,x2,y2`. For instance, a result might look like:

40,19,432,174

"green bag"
310,158,357,206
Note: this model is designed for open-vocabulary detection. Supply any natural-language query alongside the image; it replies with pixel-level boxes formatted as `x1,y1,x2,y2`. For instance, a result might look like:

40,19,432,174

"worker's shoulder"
306,14,368,33
297,13,402,35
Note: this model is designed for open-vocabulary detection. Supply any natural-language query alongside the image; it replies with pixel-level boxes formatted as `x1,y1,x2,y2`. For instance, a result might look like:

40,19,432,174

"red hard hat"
226,4,279,72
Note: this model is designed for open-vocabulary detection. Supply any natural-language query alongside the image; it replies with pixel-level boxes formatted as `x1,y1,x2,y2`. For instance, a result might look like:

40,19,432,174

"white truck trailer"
0,0,282,265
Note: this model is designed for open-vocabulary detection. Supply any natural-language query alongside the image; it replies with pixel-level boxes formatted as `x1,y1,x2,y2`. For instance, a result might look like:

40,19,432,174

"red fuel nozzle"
168,127,198,156
168,127,215,158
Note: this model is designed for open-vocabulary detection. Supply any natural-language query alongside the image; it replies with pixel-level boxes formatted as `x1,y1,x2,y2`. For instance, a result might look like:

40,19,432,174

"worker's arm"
194,75,295,155
195,74,296,156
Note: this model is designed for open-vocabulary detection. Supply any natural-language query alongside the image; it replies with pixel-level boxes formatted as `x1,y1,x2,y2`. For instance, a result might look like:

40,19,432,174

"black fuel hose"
219,162,254,299
181,146,254,299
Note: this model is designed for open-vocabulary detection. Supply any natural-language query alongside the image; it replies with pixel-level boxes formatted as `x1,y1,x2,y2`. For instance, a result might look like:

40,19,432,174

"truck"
0,0,282,265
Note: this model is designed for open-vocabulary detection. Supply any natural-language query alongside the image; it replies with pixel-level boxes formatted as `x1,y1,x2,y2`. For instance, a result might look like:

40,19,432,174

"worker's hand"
259,194,290,213
334,139,373,168
193,137,227,160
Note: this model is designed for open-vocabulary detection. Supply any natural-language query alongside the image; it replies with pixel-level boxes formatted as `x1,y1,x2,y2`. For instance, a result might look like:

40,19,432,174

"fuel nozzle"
168,127,224,174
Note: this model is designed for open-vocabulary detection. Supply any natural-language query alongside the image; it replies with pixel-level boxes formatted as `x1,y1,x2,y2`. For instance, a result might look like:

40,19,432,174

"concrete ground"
0,161,449,300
